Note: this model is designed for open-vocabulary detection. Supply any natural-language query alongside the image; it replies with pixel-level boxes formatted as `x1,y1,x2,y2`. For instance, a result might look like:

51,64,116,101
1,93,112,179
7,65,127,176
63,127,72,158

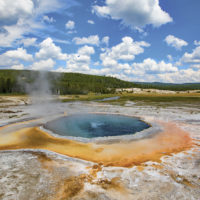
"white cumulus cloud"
3,48,33,61
31,58,55,70
191,64,200,69
92,0,172,29
0,47,33,67
65,20,75,29
0,22,29,47
0,0,68,47
18,37,37,47
87,20,95,24
180,46,200,64
102,36,109,46
0,0,34,23
158,69,200,83
11,64,24,70
100,36,150,67
65,45,95,72
164,35,188,50
43,15,55,23
73,35,100,46
131,58,178,75
36,37,67,60
194,40,200,46
77,45,95,55
167,54,173,61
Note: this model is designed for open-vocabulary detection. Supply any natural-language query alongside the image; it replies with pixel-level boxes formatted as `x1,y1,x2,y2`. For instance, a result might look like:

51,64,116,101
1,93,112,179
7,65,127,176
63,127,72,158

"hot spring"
44,113,150,138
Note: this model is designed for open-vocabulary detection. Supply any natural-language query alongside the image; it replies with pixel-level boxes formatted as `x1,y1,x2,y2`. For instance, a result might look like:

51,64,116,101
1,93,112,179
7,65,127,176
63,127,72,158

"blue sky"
0,0,200,83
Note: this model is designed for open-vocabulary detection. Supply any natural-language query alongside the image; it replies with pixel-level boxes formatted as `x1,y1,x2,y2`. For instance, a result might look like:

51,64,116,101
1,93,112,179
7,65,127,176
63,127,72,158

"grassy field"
60,92,200,106
0,92,199,107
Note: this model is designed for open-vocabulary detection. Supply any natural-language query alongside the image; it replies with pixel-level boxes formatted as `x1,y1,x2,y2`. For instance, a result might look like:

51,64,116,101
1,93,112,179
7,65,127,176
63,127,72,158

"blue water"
97,96,120,101
45,114,150,138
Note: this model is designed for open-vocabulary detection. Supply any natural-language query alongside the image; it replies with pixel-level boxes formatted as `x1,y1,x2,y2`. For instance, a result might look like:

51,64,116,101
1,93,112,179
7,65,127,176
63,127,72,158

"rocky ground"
0,96,199,200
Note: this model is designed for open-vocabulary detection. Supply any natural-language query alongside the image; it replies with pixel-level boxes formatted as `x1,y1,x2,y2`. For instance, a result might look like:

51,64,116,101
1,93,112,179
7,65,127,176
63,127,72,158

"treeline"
0,69,200,94
56,72,135,94
0,70,134,94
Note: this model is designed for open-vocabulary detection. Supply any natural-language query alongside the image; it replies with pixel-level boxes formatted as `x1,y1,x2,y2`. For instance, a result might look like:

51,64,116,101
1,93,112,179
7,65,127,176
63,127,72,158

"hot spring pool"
44,114,150,138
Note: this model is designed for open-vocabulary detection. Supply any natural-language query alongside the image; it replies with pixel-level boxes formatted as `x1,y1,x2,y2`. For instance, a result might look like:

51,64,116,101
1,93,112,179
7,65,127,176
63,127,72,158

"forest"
0,69,200,94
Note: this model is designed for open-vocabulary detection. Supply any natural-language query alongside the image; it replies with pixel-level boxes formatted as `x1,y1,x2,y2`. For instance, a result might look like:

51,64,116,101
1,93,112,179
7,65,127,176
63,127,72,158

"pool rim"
41,112,162,144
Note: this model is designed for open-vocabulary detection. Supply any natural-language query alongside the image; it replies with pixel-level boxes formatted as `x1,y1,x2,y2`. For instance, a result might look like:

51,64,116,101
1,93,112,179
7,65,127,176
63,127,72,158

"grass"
60,93,117,102
59,92,200,109
119,94,200,102
0,92,199,107
60,92,200,103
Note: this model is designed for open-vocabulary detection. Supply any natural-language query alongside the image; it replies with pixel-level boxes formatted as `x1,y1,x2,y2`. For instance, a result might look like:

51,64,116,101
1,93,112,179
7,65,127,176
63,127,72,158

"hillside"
0,69,200,94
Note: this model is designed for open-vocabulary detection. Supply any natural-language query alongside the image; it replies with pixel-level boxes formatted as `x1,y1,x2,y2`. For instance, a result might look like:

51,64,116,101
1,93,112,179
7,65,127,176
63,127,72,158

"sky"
0,0,200,83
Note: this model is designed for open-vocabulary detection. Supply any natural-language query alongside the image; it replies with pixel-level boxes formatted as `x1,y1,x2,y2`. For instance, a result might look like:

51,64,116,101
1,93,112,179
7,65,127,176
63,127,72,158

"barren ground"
0,95,199,200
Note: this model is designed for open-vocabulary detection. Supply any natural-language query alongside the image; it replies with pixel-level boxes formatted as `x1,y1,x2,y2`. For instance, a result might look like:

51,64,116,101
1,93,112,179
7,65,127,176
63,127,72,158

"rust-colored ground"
0,121,193,167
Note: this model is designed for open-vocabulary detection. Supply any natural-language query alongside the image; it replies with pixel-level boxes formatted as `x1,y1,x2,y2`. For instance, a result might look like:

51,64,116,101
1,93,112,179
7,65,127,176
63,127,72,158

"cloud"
95,58,178,83
194,40,200,46
180,46,200,64
158,69,200,83
4,48,33,61
92,0,172,29
100,36,150,67
77,45,95,55
167,54,173,61
191,64,200,69
43,15,56,23
52,38,69,45
0,0,70,47
30,58,55,70
130,58,178,75
116,58,199,83
127,68,200,83
73,35,100,46
0,47,33,67
0,22,29,47
11,64,24,70
65,45,95,72
101,57,118,68
36,37,67,60
56,49,200,83
87,20,95,24
0,0,34,23
65,20,75,29
102,36,109,46
117,58,199,83
18,37,37,47
164,35,188,50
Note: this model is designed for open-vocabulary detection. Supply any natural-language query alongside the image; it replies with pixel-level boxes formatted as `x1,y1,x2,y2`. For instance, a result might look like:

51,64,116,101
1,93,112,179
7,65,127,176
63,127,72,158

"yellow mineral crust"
0,121,193,167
